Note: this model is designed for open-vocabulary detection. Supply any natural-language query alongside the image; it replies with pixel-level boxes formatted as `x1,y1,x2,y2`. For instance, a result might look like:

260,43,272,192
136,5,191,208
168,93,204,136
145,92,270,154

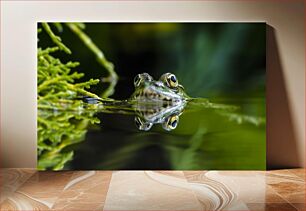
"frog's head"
131,73,188,103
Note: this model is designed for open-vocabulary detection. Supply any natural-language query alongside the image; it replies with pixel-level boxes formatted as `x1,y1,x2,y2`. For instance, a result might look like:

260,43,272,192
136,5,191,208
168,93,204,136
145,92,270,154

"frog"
130,72,189,104
130,72,189,131
82,72,189,131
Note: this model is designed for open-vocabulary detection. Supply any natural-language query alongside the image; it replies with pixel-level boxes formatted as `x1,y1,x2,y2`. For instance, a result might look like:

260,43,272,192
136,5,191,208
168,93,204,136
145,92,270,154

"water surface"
44,98,266,170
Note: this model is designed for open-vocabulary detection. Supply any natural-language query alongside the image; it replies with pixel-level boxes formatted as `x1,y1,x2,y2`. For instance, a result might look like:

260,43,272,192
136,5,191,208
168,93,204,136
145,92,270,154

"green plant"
37,23,116,170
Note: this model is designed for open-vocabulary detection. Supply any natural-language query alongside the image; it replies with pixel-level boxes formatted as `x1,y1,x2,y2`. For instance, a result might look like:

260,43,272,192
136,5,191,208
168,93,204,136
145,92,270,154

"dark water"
55,98,266,170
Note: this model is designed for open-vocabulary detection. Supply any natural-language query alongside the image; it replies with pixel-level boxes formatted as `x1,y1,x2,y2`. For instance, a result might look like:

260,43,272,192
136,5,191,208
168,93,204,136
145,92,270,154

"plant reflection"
37,107,99,170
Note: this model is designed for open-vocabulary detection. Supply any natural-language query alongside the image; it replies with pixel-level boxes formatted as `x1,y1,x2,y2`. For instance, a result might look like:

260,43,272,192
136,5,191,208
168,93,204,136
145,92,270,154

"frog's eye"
135,116,152,131
134,73,153,87
160,73,178,88
162,115,179,131
134,74,142,87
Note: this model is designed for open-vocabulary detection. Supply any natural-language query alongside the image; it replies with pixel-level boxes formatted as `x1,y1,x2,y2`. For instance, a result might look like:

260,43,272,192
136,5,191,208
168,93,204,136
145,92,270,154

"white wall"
1,1,304,168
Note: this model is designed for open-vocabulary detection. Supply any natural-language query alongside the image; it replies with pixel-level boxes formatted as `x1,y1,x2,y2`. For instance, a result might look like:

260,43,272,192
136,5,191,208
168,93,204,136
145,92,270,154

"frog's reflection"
133,101,186,131
82,98,187,131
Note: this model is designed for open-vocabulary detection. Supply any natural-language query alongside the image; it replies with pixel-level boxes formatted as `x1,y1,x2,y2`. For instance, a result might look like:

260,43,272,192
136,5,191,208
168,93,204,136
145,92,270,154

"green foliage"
42,23,71,54
38,46,100,110
37,23,113,170
66,23,118,98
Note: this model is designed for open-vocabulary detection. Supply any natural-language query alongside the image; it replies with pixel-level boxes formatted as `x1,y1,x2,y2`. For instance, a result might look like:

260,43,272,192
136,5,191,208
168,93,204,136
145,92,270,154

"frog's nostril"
154,81,163,87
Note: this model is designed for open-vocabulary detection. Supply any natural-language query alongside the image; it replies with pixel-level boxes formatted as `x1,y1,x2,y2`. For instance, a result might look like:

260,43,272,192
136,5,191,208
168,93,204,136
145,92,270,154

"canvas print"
37,23,266,170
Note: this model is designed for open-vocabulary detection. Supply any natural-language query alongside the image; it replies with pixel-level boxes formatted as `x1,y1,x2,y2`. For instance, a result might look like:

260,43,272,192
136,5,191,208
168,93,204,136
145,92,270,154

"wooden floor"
0,169,304,210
